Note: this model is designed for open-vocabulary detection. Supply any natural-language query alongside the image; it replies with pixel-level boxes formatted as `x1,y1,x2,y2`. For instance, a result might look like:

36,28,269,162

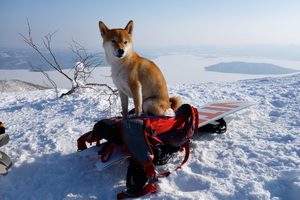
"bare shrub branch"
19,20,118,105
28,62,59,97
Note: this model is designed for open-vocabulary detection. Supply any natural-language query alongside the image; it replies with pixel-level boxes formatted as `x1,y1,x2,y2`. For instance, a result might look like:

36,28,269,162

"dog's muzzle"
115,49,125,58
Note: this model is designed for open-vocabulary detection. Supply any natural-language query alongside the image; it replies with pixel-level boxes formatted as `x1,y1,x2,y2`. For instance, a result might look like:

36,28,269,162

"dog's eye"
111,40,116,43
124,41,128,45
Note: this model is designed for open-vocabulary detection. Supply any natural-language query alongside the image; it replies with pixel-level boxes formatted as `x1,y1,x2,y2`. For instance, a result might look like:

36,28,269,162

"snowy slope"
0,73,299,200
0,79,50,93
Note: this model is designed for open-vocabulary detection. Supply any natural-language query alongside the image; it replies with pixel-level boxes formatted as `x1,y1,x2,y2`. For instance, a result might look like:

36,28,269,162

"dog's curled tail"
170,96,182,111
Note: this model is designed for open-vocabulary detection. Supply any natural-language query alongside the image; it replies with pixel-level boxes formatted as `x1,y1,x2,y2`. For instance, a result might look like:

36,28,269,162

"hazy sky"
1,0,300,50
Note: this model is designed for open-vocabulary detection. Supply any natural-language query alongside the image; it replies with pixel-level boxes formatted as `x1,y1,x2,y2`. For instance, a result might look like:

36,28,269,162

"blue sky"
1,0,300,50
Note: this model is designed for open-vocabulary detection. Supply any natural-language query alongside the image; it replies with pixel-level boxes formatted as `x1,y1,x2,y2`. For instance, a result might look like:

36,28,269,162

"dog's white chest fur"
111,65,132,98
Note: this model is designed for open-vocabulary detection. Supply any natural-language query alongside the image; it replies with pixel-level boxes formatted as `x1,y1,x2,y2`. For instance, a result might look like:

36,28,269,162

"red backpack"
77,104,199,198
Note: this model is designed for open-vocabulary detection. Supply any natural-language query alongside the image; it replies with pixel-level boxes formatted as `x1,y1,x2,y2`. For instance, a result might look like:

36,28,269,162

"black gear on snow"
126,158,148,196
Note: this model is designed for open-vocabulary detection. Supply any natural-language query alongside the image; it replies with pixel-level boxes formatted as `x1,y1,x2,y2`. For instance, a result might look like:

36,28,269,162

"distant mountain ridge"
205,61,299,75
0,48,107,71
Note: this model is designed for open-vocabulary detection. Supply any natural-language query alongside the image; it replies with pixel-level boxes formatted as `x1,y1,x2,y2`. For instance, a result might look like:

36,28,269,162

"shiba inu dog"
99,20,181,119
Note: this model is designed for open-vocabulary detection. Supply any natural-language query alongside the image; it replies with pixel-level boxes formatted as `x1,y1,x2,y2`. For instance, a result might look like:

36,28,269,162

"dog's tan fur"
99,20,181,119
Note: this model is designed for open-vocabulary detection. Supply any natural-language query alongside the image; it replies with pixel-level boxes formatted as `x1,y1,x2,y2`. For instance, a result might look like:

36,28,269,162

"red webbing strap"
77,131,101,151
157,171,171,177
144,162,156,179
194,107,199,135
117,183,157,199
148,135,163,144
77,131,90,151
98,143,115,163
177,141,190,169
97,142,111,155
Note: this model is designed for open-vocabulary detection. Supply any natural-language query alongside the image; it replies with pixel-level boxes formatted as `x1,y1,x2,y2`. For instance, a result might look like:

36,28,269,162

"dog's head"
99,20,134,60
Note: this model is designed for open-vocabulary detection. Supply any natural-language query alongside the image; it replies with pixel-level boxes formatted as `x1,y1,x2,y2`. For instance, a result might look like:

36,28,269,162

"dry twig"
19,20,118,101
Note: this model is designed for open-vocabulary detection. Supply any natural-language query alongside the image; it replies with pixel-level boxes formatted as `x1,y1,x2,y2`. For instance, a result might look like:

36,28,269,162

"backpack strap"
176,141,190,169
77,131,101,151
120,119,157,179
117,183,157,199
98,142,115,162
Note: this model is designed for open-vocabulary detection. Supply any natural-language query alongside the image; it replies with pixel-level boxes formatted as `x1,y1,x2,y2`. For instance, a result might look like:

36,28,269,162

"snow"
75,62,85,72
0,54,300,199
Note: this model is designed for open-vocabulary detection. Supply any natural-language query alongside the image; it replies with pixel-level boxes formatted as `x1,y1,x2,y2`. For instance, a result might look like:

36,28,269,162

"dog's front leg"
119,91,129,119
130,84,142,116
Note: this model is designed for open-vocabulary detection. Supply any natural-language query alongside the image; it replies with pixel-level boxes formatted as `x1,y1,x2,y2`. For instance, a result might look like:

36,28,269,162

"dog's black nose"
118,49,125,55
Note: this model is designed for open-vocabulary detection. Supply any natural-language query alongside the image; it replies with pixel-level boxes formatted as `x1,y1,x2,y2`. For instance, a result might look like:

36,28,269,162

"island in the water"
205,61,299,75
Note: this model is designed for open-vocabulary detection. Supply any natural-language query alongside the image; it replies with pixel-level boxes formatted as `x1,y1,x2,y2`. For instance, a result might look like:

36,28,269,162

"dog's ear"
99,21,110,38
124,20,134,37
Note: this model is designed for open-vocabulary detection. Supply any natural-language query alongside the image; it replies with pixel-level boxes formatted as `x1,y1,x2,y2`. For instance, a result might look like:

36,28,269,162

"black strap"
198,118,227,134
